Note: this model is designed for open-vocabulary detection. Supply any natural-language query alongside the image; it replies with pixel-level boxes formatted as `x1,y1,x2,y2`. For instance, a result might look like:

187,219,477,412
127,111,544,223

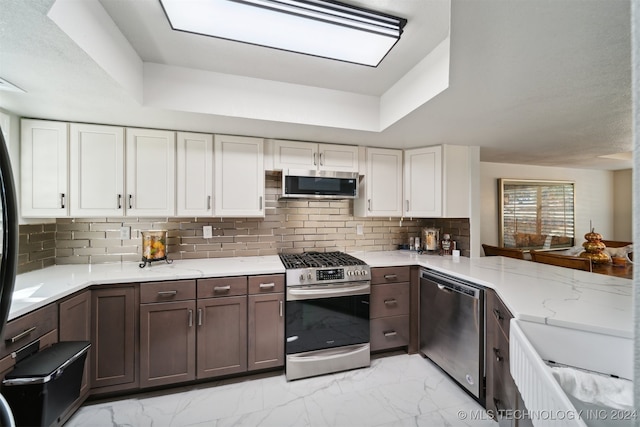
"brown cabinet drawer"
487,290,513,339
198,276,247,298
489,320,517,410
0,304,58,359
370,283,410,318
140,280,196,303
371,266,410,285
248,274,285,294
370,315,409,351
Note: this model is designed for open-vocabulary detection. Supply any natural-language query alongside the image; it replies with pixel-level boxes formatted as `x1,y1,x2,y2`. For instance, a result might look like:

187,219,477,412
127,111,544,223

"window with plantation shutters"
499,179,575,249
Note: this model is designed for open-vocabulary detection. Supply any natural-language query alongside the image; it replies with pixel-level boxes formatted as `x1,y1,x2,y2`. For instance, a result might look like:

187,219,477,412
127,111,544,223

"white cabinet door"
214,135,264,217
125,128,176,217
70,123,125,217
176,132,213,216
271,140,316,171
404,146,442,217
318,143,359,173
21,119,68,217
271,140,359,173
355,148,402,217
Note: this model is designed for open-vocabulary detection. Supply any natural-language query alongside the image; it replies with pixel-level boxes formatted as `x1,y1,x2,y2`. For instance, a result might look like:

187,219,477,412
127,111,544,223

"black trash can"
1,341,90,427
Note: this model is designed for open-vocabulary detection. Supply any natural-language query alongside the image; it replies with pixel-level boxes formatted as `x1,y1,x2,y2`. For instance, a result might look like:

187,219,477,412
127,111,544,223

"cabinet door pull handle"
214,285,231,292
384,299,397,305
319,152,324,166
259,283,275,289
383,331,397,337
313,152,317,166
279,300,283,317
259,196,263,210
60,193,65,209
493,347,503,362
384,274,398,280
188,309,193,327
128,194,133,209
117,194,122,209
197,308,203,326
405,200,409,212
368,199,371,211
8,327,37,344
207,195,211,210
157,290,178,297
493,308,504,321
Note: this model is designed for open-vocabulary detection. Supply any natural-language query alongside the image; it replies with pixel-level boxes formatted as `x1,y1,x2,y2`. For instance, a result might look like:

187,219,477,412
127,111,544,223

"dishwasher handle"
421,269,482,299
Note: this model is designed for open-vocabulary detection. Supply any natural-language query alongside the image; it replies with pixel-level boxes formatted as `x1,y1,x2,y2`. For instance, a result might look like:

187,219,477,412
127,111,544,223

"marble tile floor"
66,353,498,427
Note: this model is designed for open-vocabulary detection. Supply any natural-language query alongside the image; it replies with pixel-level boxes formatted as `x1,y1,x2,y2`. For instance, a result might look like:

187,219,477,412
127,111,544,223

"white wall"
480,162,615,248
612,169,633,241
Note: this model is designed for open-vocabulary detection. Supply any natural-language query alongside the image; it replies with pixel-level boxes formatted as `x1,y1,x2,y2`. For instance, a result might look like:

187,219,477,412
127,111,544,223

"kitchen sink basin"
509,319,633,427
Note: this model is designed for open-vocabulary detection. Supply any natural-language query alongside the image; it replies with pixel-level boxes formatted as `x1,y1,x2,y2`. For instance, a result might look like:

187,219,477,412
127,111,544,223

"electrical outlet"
119,226,131,240
203,225,213,239
356,224,364,235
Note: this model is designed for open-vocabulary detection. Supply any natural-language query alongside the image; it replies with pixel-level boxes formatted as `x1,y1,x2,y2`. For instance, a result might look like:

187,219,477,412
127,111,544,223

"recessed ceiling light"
158,0,407,67
0,77,25,93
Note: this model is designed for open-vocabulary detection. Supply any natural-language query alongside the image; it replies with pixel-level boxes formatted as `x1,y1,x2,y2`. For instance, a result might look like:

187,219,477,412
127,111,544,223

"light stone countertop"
11,251,632,340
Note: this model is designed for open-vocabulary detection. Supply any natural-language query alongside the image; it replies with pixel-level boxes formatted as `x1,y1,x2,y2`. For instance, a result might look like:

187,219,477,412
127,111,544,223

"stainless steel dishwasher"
420,268,484,401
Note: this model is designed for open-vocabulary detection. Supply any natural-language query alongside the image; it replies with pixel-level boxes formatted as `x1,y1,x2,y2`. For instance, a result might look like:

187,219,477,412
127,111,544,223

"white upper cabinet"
271,140,359,173
354,148,403,217
21,119,69,217
214,134,264,218
125,128,176,217
403,145,476,218
317,143,359,172
70,123,125,217
403,146,442,217
176,132,213,217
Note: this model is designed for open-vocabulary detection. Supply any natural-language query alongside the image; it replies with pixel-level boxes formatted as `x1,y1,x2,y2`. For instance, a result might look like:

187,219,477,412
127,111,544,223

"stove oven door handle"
287,282,370,300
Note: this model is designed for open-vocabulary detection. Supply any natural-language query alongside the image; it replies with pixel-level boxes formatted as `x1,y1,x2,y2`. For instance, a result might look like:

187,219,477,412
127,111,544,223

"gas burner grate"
279,251,366,269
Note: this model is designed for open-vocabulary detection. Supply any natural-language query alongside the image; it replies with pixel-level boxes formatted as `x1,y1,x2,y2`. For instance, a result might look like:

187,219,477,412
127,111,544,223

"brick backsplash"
17,223,56,274
18,174,470,270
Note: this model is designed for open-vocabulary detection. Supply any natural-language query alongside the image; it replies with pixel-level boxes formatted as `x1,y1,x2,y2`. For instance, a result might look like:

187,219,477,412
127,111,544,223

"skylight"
158,0,407,67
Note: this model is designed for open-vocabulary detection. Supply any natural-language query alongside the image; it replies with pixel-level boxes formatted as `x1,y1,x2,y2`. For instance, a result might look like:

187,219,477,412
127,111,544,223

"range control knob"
299,274,305,281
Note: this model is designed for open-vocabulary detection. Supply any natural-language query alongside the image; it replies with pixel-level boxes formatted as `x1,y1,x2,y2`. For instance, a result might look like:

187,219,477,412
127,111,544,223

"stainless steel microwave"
282,169,359,199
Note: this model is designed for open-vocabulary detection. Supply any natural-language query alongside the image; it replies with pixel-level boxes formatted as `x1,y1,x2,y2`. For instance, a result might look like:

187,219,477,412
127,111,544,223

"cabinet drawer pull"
383,331,397,337
157,290,178,297
279,300,283,317
384,274,398,280
197,308,203,326
188,309,193,327
8,327,37,344
383,299,397,305
493,347,503,362
259,283,275,290
493,308,504,321
214,285,231,293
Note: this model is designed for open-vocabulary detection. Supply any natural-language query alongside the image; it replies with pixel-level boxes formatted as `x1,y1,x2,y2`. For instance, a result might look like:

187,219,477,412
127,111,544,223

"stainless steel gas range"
279,252,371,381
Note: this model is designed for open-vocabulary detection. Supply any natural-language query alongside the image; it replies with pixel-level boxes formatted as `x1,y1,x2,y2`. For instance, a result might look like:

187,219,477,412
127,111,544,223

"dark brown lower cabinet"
91,285,138,392
248,292,284,371
58,290,91,423
485,289,533,427
139,300,196,388
197,295,247,379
